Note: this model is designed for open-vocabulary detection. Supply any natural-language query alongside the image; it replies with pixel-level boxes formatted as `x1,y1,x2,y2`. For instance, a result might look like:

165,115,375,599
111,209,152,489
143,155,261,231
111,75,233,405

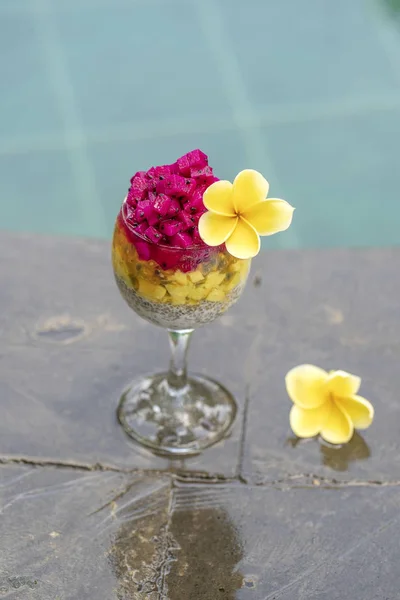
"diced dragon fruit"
146,164,171,182
184,194,204,215
128,174,148,201
178,211,196,230
136,240,151,260
154,193,172,216
135,198,150,222
145,225,163,244
130,171,146,183
167,198,180,217
147,211,160,227
135,222,148,236
192,227,204,246
160,219,183,237
153,247,180,270
176,149,208,176
190,165,218,185
156,174,196,197
170,231,193,249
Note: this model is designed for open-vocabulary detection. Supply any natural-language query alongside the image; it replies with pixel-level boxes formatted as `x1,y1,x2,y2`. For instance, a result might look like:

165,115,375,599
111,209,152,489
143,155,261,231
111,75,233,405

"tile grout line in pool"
194,0,300,250
1,95,400,157
33,0,108,238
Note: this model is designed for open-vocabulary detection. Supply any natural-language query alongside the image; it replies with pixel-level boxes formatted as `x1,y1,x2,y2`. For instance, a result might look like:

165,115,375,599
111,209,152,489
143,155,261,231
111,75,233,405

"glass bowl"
112,199,250,455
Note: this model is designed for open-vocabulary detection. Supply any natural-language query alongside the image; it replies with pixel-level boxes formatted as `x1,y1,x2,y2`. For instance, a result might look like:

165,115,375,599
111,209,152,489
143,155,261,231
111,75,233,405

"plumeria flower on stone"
286,365,374,445
198,169,294,259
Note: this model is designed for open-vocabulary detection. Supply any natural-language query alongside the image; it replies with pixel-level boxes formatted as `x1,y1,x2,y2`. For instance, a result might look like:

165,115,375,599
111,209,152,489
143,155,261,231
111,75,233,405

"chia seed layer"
115,274,244,330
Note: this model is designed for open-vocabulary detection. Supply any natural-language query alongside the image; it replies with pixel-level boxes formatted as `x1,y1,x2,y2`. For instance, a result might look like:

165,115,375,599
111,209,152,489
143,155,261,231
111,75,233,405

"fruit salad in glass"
112,149,294,455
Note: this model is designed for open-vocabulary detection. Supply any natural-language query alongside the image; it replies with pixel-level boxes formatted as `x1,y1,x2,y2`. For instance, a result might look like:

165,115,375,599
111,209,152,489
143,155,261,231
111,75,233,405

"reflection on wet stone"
166,486,243,599
109,478,173,599
286,433,371,473
320,433,371,472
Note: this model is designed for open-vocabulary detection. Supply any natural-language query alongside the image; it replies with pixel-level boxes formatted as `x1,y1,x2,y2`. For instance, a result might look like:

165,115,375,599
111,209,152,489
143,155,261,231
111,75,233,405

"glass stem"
167,328,194,393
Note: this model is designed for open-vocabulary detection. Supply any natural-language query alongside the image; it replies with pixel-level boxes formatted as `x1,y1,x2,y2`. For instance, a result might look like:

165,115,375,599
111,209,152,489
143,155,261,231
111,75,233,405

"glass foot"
117,373,237,456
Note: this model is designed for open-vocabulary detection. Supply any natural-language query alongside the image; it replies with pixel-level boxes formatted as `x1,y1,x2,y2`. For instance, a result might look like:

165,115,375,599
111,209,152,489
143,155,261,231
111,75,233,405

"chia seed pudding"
115,273,245,329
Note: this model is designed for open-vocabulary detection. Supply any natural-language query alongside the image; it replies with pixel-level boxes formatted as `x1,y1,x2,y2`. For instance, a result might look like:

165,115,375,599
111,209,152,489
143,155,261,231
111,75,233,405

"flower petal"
203,180,235,216
232,169,269,213
290,403,331,438
285,364,329,409
320,400,354,444
336,395,374,430
242,199,295,236
225,217,260,259
326,370,361,398
198,213,238,246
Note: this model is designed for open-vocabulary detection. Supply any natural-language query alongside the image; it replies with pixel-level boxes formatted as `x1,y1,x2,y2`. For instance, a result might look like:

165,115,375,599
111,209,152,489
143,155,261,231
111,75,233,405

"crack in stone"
156,481,179,600
0,455,125,472
236,384,250,482
1,456,399,489
254,473,400,488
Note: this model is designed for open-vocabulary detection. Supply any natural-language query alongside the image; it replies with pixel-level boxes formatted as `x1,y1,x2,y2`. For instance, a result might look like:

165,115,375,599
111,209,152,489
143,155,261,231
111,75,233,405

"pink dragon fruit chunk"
135,197,154,222
128,175,148,200
135,222,148,236
176,149,208,176
154,247,180,270
156,174,189,196
160,219,183,237
146,164,171,181
154,193,172,216
130,171,146,184
126,190,139,208
190,165,217,185
135,240,151,261
184,194,204,215
192,227,204,246
171,231,193,249
166,198,180,217
145,225,163,244
178,211,196,230
147,209,160,227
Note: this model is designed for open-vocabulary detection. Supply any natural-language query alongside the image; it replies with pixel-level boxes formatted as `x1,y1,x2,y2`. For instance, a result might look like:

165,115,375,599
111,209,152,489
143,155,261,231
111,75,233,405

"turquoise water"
1,0,400,249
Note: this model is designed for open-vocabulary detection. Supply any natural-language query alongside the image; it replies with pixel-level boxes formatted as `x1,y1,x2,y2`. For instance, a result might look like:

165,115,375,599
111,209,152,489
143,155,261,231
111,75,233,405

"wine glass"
112,200,250,456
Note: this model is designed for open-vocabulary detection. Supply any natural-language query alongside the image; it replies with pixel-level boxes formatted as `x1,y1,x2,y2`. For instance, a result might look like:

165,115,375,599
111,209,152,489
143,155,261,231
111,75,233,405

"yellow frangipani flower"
285,365,374,445
198,169,294,259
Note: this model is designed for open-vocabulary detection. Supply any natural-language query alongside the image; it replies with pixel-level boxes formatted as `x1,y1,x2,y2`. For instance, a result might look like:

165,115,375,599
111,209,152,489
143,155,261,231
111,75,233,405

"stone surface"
0,465,172,599
2,232,400,598
0,232,244,477
2,465,399,600
237,249,400,483
167,482,400,599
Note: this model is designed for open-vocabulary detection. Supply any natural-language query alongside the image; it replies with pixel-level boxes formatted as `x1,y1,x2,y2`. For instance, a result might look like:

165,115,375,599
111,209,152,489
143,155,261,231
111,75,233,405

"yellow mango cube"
224,272,242,292
165,284,188,299
138,280,166,301
207,289,226,302
169,296,186,305
188,286,209,301
205,271,225,290
173,270,189,286
188,270,204,283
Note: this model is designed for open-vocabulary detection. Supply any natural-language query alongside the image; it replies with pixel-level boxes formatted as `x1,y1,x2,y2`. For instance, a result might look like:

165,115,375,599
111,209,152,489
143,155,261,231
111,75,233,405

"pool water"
1,0,400,250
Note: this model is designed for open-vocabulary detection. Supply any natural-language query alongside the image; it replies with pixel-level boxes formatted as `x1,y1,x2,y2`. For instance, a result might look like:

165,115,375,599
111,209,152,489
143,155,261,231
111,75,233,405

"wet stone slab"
0,232,245,478
237,249,400,483
2,233,400,598
1,233,400,481
2,465,399,600
0,465,172,600
167,482,400,600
